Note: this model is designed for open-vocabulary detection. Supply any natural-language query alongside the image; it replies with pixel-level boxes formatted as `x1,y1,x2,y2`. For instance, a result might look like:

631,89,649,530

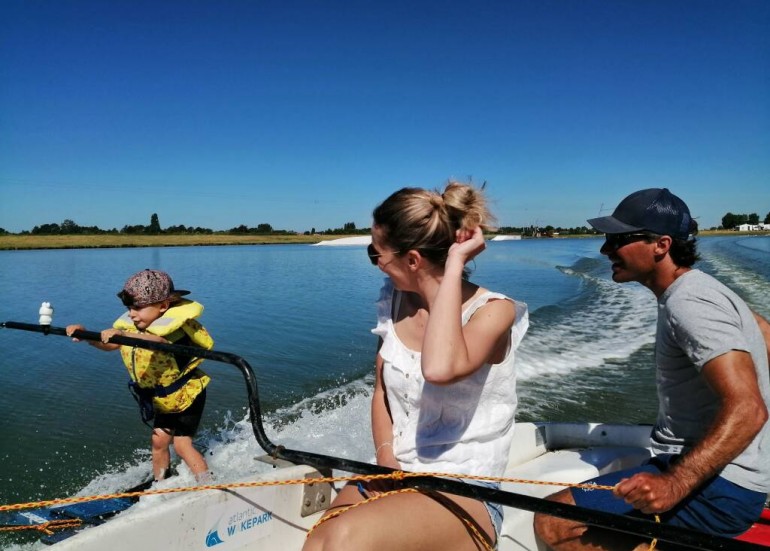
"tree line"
721,211,770,229
4,216,595,238
2,210,766,238
2,214,365,237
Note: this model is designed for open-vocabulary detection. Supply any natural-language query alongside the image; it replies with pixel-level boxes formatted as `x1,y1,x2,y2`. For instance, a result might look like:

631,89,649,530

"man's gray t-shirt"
653,269,770,492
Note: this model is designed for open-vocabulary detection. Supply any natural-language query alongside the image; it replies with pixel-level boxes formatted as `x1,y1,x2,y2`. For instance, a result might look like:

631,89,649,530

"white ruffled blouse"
371,278,529,477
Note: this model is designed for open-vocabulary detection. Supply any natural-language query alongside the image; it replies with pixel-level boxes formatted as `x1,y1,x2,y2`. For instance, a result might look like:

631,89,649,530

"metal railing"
2,320,765,551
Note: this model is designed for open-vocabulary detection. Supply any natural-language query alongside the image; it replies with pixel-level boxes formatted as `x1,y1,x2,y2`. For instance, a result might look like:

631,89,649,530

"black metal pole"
1,321,277,455
2,321,766,551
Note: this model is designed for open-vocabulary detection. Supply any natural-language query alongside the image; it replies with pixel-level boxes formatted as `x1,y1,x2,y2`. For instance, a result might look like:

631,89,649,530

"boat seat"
735,507,770,544
502,446,652,498
499,445,651,550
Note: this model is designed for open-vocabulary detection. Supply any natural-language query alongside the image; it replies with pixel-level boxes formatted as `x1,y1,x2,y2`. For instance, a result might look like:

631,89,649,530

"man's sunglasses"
603,232,654,250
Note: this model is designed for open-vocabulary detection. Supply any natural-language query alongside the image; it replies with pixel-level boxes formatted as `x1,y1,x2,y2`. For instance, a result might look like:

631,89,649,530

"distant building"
736,223,770,231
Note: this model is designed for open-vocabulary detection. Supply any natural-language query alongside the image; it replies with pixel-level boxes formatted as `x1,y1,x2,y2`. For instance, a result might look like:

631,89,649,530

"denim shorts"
461,479,503,547
570,454,767,537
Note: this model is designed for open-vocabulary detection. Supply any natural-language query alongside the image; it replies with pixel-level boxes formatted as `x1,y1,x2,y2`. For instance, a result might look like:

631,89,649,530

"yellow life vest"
114,300,213,414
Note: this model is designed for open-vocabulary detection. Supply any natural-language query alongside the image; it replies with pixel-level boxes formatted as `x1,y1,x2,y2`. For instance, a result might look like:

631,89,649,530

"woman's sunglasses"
367,243,400,265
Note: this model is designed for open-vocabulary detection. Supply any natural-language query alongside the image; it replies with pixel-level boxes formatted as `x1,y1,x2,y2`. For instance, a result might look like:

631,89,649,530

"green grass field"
0,230,758,250
0,233,352,250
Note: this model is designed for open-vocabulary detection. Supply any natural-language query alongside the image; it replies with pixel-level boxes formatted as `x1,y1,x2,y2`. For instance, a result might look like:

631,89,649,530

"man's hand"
613,471,691,514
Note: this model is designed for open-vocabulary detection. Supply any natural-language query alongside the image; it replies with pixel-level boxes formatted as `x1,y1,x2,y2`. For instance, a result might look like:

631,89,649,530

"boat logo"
206,523,225,547
204,494,276,549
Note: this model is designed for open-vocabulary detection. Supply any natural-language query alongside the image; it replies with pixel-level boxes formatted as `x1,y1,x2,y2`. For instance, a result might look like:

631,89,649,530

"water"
1,235,768,549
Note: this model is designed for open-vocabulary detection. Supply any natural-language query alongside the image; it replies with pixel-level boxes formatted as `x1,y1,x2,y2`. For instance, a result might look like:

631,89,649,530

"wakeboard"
0,475,157,545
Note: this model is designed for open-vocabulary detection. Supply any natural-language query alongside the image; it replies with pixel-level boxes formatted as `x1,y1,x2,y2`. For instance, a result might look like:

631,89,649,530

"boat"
2,320,768,551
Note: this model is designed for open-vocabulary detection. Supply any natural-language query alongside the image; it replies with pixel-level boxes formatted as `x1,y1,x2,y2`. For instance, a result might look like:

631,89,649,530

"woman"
303,182,529,550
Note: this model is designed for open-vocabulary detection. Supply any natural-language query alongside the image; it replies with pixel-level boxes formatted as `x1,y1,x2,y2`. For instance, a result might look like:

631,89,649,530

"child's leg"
151,428,174,480
172,435,209,476
168,389,209,479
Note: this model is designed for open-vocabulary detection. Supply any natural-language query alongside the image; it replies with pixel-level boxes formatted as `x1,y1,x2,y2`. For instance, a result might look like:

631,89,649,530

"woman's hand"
448,226,486,264
361,456,403,496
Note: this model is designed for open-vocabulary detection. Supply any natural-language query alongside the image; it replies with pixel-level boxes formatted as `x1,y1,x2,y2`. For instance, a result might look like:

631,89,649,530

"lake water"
1,235,768,549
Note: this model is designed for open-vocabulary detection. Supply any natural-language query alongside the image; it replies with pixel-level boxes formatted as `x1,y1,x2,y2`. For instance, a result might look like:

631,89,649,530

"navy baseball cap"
587,188,692,239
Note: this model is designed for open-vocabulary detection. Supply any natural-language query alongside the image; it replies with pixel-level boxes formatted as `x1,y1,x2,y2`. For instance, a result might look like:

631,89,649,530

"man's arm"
753,312,770,366
614,350,768,514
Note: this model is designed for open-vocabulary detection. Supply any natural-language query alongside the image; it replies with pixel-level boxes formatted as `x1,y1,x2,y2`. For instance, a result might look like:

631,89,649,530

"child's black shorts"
153,388,206,437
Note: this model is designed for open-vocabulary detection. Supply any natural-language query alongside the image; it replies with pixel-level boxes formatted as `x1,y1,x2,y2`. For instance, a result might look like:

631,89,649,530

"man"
534,188,770,550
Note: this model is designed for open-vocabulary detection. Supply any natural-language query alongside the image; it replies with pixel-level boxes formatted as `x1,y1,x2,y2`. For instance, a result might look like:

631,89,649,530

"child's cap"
117,269,190,308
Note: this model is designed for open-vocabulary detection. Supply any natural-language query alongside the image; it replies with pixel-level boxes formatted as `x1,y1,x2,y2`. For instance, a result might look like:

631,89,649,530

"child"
67,269,214,483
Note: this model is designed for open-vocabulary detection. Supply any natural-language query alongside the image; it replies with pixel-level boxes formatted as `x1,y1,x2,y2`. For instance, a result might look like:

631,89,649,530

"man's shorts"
570,454,767,537
153,389,206,437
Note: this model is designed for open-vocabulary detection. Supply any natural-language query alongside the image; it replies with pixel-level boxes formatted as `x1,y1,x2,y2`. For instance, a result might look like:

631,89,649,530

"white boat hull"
47,422,653,551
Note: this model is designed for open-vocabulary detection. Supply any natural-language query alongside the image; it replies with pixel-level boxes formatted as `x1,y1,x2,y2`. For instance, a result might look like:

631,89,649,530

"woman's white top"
372,278,529,477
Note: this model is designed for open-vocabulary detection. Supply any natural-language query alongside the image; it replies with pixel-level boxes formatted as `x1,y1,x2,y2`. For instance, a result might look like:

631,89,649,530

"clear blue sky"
1,0,768,233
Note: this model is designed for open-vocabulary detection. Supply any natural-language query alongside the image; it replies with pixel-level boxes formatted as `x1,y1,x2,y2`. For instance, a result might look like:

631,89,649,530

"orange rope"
649,515,661,551
0,471,655,550
1,518,82,536
0,471,613,514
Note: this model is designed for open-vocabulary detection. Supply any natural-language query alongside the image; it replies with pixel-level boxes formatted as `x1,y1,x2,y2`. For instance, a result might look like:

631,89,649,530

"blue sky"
1,0,768,233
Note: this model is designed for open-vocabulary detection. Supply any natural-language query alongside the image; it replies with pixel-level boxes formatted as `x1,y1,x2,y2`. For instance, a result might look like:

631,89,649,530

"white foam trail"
264,378,374,462
700,250,770,317
516,271,656,379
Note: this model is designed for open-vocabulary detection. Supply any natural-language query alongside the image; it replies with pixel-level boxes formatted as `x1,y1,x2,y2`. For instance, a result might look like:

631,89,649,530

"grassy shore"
0,230,763,251
0,233,355,250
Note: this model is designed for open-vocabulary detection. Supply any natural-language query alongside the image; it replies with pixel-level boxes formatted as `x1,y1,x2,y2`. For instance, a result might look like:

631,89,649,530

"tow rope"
1,471,651,551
